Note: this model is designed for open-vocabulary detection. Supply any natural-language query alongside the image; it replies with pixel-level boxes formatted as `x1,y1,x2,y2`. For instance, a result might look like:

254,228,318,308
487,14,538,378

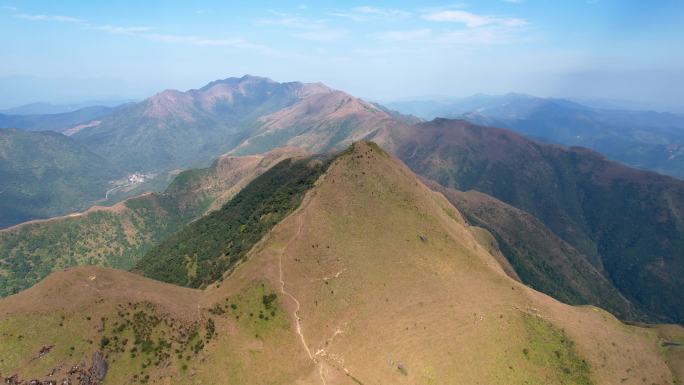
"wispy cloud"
138,33,265,49
258,12,348,41
258,13,328,30
90,25,154,35
15,13,85,23
293,30,348,42
9,10,276,53
352,6,411,18
374,29,432,41
373,26,524,46
331,6,410,21
421,10,527,27
438,27,521,45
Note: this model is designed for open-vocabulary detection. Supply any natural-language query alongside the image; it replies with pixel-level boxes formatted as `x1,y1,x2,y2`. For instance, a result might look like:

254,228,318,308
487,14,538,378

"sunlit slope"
235,141,675,384
0,142,680,384
0,265,312,385
230,90,404,156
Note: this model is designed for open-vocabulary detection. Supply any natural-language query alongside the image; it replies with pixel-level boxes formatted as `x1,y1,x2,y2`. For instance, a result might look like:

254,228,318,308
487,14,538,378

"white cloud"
374,29,432,41
421,10,527,28
502,0,524,4
15,13,84,23
139,33,245,47
331,6,410,21
91,25,153,35
293,29,348,42
373,26,524,46
352,6,410,18
258,12,348,42
11,10,276,54
258,13,327,30
438,27,519,45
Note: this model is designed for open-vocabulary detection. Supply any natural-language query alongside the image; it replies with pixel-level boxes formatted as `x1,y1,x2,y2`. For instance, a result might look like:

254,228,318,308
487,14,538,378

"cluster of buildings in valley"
127,172,152,184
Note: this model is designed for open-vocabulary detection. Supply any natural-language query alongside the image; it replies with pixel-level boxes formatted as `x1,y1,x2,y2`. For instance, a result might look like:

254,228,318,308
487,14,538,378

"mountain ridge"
388,94,684,179
73,75,398,172
430,184,644,321
0,141,680,384
395,118,684,323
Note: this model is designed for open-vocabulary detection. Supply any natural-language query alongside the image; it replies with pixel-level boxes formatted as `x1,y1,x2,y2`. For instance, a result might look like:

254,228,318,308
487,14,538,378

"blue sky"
0,0,682,110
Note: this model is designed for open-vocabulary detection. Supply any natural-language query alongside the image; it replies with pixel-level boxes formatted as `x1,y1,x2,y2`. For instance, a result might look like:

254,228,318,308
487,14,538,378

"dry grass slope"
0,142,681,384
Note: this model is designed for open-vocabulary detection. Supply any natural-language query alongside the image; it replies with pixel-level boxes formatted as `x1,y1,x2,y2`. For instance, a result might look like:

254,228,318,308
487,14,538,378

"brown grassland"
0,142,681,384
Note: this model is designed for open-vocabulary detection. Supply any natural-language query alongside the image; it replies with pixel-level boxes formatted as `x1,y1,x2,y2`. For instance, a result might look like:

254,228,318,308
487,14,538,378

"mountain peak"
240,74,274,82
503,92,535,99
199,74,277,91
144,88,196,119
298,81,333,97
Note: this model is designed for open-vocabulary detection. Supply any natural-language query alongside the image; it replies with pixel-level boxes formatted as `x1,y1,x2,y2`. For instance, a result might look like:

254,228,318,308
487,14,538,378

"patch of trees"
136,155,336,288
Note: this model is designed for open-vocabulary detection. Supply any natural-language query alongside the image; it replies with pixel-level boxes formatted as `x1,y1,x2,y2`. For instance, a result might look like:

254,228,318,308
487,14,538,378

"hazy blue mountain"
386,94,513,120
389,94,684,179
0,99,133,115
0,105,122,133
0,74,143,110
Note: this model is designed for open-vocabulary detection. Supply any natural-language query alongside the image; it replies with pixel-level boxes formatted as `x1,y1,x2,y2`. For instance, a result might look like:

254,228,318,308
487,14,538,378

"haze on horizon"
1,0,682,111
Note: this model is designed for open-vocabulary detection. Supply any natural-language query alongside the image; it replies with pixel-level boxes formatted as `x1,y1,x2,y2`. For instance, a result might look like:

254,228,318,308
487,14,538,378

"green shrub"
137,155,336,288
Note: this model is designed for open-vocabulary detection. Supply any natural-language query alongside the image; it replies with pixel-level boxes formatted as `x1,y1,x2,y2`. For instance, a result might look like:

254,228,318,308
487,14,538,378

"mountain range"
1,75,683,383
0,142,681,384
0,100,134,116
1,75,683,323
387,93,684,179
71,75,401,172
0,106,121,133
0,76,404,227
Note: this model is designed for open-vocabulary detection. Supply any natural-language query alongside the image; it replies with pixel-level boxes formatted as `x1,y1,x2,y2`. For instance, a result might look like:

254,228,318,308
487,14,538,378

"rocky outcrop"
3,351,107,385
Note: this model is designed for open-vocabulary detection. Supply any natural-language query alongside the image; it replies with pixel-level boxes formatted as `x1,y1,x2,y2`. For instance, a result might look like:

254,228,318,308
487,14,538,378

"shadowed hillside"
430,184,643,321
0,128,122,227
395,118,684,323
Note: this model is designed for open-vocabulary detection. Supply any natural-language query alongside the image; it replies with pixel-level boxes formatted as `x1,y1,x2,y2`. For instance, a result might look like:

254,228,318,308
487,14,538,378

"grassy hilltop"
0,142,681,384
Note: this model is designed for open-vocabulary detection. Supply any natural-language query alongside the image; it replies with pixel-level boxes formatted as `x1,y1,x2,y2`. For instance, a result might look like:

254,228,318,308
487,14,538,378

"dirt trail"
277,212,327,385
